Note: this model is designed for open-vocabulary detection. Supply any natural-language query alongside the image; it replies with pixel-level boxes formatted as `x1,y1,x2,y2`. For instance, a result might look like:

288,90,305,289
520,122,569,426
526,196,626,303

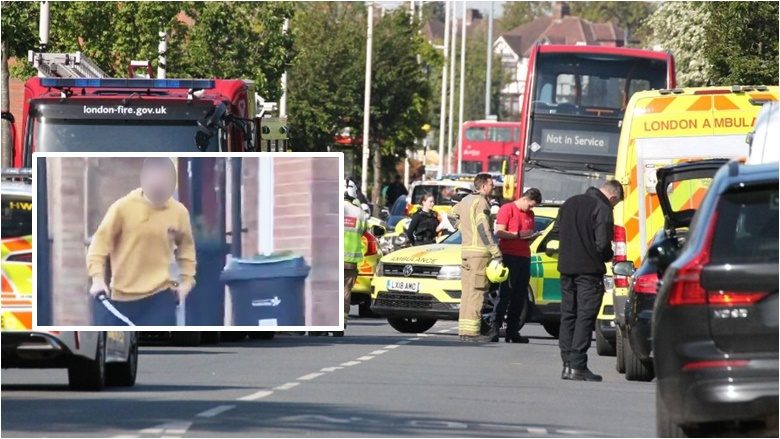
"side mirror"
647,237,680,276
545,240,560,258
195,103,227,151
612,261,635,277
371,225,386,238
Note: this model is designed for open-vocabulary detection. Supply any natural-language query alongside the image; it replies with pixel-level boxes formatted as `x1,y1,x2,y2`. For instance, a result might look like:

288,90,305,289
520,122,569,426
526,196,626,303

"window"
710,185,778,264
465,127,486,141
489,127,515,142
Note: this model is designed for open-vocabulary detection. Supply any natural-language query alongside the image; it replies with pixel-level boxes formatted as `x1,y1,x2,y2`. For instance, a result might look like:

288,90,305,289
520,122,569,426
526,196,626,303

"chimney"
466,9,483,26
553,2,570,20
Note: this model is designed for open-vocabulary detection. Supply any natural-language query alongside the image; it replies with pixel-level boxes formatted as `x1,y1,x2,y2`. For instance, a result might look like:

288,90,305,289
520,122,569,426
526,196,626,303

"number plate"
386,280,419,293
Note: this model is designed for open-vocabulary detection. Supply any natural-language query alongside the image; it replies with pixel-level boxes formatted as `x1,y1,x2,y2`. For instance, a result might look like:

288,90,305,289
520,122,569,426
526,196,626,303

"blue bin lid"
220,252,311,281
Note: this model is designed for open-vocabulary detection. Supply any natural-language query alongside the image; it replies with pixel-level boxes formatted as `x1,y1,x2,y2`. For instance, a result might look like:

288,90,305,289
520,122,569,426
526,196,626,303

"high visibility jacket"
451,194,501,259
344,199,368,265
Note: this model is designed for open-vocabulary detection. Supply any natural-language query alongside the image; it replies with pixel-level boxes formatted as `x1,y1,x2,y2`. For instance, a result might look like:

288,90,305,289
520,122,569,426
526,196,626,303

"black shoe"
505,334,529,343
561,362,572,380
570,368,603,382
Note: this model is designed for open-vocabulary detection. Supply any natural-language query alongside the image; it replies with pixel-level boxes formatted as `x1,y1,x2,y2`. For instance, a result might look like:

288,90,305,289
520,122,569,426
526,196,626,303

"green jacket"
344,199,368,265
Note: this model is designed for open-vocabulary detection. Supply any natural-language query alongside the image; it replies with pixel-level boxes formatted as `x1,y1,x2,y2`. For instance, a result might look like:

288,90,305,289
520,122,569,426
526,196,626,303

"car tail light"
707,291,769,306
613,225,629,288
682,359,749,371
363,232,378,256
668,213,718,306
633,273,658,295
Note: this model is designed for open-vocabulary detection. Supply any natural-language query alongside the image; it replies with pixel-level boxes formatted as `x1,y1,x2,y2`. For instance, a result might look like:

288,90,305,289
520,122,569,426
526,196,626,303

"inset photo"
32,153,342,330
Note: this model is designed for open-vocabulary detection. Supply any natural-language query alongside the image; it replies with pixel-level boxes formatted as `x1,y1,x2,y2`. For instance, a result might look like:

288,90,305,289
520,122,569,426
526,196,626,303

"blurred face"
141,166,176,206
478,179,494,196
422,195,435,211
519,197,538,211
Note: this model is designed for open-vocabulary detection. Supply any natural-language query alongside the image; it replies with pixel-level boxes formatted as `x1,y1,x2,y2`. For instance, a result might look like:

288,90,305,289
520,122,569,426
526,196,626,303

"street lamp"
361,3,374,192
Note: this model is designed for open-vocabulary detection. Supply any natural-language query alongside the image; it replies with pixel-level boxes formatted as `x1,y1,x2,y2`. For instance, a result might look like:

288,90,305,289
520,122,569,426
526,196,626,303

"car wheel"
171,331,202,346
200,332,221,345
249,332,275,340
595,324,616,357
656,387,689,437
615,329,626,374
542,322,559,339
358,301,380,318
106,340,138,387
387,317,437,334
624,333,654,382
68,333,106,391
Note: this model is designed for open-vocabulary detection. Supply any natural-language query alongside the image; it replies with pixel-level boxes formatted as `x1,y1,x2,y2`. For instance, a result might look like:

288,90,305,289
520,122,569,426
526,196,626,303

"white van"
747,101,779,164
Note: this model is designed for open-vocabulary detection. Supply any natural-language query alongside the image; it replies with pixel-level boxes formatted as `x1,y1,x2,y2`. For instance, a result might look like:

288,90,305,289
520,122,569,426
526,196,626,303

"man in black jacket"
553,180,623,382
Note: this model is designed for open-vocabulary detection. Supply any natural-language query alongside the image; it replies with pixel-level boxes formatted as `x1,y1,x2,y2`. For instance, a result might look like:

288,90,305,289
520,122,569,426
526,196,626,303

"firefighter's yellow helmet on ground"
486,259,509,283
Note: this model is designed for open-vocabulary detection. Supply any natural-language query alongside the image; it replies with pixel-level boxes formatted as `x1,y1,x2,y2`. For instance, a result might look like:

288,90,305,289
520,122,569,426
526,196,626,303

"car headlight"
437,265,461,280
375,262,384,277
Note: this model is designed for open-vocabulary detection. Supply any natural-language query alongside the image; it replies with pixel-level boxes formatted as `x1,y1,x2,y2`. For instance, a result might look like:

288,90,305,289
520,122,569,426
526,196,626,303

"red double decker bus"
514,44,676,203
457,120,522,175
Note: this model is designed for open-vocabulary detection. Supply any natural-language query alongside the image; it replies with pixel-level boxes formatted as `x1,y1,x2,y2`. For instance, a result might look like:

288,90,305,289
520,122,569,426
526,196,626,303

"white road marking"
527,427,549,435
138,421,192,437
356,355,375,361
416,333,430,337
437,329,451,333
397,340,411,345
195,405,236,418
370,349,388,355
321,366,344,372
408,337,421,341
341,360,361,366
237,390,274,401
298,372,324,381
384,344,400,349
275,382,300,390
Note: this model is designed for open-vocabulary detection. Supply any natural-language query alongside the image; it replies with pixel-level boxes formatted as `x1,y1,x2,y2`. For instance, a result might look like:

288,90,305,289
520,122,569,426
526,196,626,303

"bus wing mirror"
195,103,227,151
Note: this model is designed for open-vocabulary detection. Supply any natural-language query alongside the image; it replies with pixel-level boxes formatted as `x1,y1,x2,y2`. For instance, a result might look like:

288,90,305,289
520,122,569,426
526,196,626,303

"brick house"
493,2,625,119
45,156,340,326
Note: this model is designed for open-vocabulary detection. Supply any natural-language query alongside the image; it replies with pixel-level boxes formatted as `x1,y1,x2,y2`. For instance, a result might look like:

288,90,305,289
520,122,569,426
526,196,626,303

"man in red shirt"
493,188,543,343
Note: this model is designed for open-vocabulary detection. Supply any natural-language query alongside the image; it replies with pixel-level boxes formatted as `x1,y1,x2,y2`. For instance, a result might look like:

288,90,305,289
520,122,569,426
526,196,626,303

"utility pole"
457,1,467,174
157,31,167,79
485,1,494,118
38,1,50,78
405,0,415,188
446,1,457,175
361,3,374,193
279,18,289,117
436,2,451,179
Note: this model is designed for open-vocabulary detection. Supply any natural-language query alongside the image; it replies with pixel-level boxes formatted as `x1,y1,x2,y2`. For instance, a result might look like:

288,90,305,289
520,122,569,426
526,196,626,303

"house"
493,2,625,119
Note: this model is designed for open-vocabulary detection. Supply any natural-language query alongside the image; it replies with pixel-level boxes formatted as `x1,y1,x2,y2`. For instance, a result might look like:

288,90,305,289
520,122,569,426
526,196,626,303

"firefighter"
340,176,369,336
450,173,503,342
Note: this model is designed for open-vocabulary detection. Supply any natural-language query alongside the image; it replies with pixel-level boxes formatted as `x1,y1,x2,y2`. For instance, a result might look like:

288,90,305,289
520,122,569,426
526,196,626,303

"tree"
460,24,503,122
641,2,711,87
569,1,656,45
498,1,550,32
703,1,779,86
421,1,446,23
286,2,365,153
186,2,295,101
0,1,38,166
369,9,434,207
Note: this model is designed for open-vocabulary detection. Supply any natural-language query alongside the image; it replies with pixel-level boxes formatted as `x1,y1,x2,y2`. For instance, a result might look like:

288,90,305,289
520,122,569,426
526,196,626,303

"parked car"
652,160,778,437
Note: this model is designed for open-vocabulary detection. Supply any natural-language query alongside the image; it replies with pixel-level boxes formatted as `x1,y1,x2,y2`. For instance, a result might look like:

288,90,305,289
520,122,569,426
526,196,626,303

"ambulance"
599,86,778,353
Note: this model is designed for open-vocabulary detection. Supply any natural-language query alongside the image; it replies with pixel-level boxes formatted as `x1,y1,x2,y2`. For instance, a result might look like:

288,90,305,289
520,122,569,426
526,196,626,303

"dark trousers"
92,289,178,326
495,255,531,335
558,274,604,370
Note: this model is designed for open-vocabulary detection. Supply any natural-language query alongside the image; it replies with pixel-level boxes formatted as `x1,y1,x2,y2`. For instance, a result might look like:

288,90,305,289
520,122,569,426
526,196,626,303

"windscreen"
411,185,467,205
1,194,32,239
526,53,667,169
30,101,220,156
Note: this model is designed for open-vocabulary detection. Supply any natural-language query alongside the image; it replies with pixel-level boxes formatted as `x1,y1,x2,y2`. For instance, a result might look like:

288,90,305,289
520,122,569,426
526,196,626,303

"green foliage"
703,1,779,86
286,2,366,152
569,1,656,44
641,2,711,87
498,1,550,32
460,24,503,121
421,1,446,23
186,2,294,101
1,1,41,78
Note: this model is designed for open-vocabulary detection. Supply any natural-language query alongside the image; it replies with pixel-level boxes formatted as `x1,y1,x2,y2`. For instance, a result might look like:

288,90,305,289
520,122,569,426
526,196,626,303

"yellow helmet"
486,259,509,283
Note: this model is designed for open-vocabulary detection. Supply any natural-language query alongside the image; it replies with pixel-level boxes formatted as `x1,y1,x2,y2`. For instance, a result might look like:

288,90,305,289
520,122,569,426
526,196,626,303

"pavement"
1,314,655,437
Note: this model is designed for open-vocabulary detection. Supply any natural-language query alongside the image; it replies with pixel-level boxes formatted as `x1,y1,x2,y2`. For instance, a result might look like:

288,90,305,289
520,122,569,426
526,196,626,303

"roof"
497,14,624,58
0,181,32,197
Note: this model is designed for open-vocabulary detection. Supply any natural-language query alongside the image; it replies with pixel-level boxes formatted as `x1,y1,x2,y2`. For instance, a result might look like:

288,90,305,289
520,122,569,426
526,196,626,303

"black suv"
614,159,730,382
651,160,778,437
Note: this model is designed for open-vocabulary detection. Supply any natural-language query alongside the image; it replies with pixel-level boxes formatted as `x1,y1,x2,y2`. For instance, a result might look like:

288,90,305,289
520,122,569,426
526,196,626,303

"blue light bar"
40,78,216,89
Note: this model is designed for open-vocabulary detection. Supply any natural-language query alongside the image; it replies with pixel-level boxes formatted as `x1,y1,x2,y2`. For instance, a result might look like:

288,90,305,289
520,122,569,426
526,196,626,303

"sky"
378,1,507,18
